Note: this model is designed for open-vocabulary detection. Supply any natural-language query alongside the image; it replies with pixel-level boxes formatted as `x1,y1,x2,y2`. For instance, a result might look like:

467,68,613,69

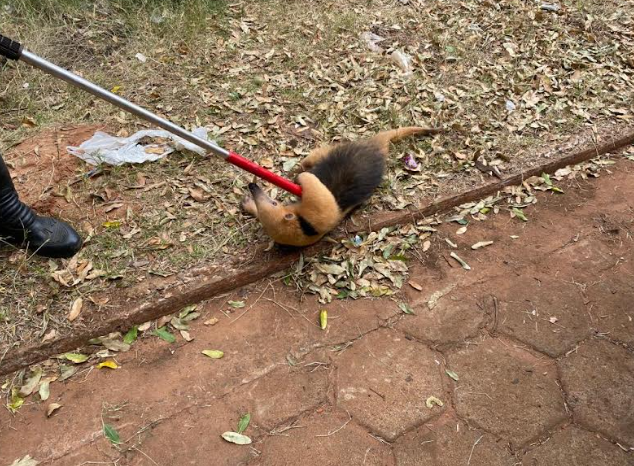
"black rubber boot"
0,154,82,258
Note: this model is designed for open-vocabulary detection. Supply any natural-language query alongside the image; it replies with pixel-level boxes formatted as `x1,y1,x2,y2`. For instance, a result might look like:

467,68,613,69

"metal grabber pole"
0,34,303,197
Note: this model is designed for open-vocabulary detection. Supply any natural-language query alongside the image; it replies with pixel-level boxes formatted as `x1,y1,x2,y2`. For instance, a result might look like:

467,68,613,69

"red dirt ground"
5,125,104,219
1,154,633,464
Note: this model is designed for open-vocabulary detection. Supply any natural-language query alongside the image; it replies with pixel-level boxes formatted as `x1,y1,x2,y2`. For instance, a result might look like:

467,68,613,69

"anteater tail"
370,126,442,154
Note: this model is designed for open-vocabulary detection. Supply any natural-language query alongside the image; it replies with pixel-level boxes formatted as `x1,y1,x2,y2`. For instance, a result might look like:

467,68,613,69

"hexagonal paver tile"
335,329,445,441
111,402,254,466
396,289,486,346
522,425,632,466
550,237,623,274
495,273,591,357
253,407,394,466
448,337,567,448
585,276,634,347
306,295,400,345
226,360,329,431
559,339,634,447
394,411,515,466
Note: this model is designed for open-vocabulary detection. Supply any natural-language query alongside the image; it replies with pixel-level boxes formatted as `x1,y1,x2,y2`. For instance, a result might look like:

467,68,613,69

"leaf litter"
0,0,631,360
298,224,431,303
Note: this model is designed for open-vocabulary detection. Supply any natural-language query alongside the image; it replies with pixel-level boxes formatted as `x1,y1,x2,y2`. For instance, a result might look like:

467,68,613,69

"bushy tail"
370,126,442,154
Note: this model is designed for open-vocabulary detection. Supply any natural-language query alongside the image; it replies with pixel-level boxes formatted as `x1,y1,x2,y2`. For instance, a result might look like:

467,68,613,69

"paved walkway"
2,160,634,465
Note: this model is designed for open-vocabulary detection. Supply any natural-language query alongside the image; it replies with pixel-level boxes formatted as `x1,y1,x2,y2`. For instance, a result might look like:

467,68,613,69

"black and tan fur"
242,126,440,247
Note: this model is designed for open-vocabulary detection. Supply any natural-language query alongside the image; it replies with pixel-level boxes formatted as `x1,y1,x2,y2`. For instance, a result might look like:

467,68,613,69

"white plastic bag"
67,127,217,166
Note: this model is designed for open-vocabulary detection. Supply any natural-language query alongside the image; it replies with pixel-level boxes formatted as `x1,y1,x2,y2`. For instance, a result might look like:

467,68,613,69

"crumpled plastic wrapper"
67,127,218,166
361,32,413,76
361,31,385,53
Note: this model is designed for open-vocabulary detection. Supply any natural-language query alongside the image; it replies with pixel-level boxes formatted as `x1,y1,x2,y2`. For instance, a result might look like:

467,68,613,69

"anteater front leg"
241,194,259,217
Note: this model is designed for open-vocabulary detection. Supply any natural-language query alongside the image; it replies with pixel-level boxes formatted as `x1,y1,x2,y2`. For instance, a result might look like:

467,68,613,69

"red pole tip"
226,152,302,197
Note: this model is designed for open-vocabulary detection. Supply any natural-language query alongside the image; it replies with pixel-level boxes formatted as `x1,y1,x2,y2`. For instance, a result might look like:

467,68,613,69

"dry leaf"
138,321,152,332
471,241,494,250
47,403,62,417
9,456,39,466
425,396,444,409
320,310,328,330
450,252,471,270
260,157,274,168
68,297,83,322
39,378,53,401
97,360,119,369
157,315,172,327
189,188,209,202
202,350,224,359
221,431,252,445
19,368,42,397
42,329,56,343
408,280,423,291
104,203,124,213
89,295,109,306
51,270,73,287
21,116,37,128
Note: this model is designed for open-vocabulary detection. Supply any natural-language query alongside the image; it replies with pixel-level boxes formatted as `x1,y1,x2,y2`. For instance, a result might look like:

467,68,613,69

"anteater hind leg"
299,144,336,171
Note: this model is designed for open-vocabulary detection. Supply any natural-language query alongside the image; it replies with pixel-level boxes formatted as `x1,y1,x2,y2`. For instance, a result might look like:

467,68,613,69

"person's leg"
0,153,82,258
